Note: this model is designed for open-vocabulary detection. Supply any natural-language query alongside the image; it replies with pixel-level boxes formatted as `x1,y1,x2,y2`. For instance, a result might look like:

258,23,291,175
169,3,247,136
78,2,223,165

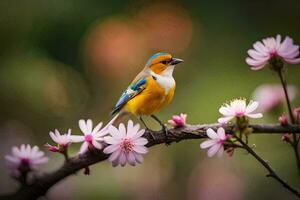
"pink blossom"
218,99,263,124
252,84,297,112
103,120,148,167
168,113,187,127
294,107,300,122
279,114,289,126
5,144,49,172
71,119,109,155
200,128,228,157
246,35,300,70
45,129,73,153
44,144,60,152
49,129,72,147
294,107,300,114
282,133,292,143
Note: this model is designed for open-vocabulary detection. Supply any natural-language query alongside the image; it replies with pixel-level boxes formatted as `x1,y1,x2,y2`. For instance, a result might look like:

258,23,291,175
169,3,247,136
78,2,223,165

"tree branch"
1,123,300,200
235,136,300,198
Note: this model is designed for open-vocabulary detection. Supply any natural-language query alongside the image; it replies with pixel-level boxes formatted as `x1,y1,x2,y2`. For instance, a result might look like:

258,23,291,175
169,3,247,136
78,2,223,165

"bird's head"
145,52,183,75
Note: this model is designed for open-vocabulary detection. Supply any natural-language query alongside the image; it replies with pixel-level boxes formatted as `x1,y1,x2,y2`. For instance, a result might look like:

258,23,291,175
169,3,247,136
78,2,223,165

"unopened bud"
281,133,292,143
44,143,60,152
294,107,300,123
279,114,288,126
226,147,234,157
294,107,300,114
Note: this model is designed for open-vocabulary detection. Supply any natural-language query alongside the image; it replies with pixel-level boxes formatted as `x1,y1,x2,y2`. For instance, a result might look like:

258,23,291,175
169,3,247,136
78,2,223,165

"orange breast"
125,76,175,116
156,85,176,112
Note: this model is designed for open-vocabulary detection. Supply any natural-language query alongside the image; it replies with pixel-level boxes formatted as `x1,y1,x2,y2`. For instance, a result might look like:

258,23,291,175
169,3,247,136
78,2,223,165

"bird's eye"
161,60,168,65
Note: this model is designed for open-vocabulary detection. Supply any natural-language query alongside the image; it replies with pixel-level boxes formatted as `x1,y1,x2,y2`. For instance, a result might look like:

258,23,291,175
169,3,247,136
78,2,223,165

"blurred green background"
0,0,300,199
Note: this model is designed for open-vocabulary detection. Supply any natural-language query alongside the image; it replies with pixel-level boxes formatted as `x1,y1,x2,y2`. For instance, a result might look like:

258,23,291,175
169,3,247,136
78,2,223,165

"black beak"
170,58,184,65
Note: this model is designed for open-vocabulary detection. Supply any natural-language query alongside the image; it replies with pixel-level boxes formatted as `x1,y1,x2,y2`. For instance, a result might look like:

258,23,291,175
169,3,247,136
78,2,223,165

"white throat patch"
150,66,175,94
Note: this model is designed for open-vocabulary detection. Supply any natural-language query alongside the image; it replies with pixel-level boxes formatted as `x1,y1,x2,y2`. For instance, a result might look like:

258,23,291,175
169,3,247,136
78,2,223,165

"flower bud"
168,113,187,128
281,133,292,143
226,147,234,157
44,143,60,153
294,107,300,123
279,114,288,125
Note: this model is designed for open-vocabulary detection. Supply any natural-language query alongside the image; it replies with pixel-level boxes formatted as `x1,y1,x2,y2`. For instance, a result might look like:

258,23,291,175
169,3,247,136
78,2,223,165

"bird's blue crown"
145,52,170,67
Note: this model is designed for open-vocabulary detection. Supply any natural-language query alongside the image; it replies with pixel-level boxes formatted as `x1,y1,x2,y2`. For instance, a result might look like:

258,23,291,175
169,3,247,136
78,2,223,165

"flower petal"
133,152,144,164
109,126,123,139
133,138,148,146
285,57,300,64
246,113,263,118
207,143,222,157
79,142,89,155
217,116,234,124
79,120,88,135
92,122,103,135
200,140,218,149
118,123,126,138
103,144,120,154
49,131,58,143
127,152,136,166
132,129,145,140
246,57,267,68
92,140,103,150
133,145,148,154
108,150,121,162
206,128,219,139
246,101,259,113
104,136,120,144
219,106,233,116
31,157,49,165
69,135,85,143
5,155,20,164
217,127,226,140
127,120,134,134
119,152,127,167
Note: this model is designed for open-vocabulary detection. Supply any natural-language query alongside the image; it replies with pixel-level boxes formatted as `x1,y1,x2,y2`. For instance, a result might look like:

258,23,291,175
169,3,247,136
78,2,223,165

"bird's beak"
170,58,184,65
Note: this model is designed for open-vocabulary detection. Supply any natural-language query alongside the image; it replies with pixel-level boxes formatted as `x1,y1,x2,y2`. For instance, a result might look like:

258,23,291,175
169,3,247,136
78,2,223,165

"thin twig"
235,136,300,198
1,124,300,200
278,70,300,176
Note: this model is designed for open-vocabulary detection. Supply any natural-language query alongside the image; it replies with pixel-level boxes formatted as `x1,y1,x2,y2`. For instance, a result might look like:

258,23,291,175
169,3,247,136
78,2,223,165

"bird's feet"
151,115,173,145
145,128,157,141
140,116,157,141
161,124,172,145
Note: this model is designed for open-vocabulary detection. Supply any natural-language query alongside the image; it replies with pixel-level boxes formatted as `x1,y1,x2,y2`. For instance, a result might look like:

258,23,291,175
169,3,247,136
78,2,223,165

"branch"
1,123,300,200
235,136,300,198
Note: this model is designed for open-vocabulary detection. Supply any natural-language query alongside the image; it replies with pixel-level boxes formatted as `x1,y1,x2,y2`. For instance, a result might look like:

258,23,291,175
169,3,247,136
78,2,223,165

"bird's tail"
107,111,128,128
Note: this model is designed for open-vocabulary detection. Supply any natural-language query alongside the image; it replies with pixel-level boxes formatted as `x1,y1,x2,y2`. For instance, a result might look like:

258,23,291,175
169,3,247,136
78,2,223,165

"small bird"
111,52,183,137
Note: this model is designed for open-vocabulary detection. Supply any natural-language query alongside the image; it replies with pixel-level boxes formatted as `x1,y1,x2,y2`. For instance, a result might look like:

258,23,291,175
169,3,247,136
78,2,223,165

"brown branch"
235,136,300,198
1,123,300,200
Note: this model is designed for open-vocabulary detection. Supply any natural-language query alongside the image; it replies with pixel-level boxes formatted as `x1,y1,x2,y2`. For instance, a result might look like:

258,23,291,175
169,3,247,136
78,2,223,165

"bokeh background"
1,0,300,199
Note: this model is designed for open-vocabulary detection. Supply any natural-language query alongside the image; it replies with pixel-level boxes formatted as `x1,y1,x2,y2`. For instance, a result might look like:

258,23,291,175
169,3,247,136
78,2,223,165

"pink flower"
282,133,292,143
71,119,109,155
44,144,60,152
294,107,300,114
246,35,300,70
168,113,187,127
103,120,148,167
252,84,297,112
218,99,263,124
200,128,228,157
279,114,289,126
294,107,300,122
5,144,49,172
45,129,73,153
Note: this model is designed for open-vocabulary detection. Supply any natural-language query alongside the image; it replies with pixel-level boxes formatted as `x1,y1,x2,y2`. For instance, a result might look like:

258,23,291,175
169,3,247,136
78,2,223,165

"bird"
111,52,183,138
